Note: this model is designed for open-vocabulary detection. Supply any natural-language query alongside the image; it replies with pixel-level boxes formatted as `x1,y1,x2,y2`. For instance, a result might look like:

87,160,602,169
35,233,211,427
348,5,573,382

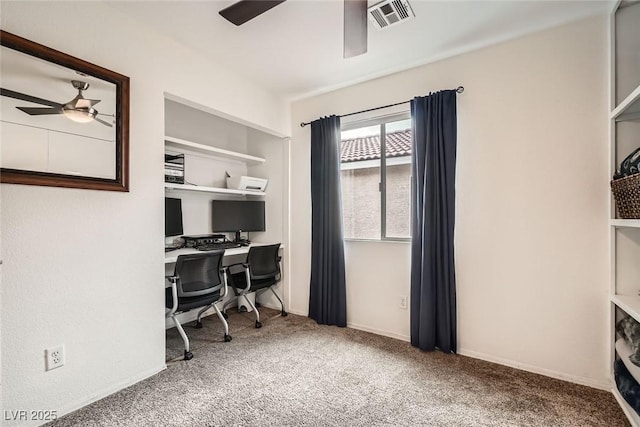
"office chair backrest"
174,250,225,298
247,244,281,280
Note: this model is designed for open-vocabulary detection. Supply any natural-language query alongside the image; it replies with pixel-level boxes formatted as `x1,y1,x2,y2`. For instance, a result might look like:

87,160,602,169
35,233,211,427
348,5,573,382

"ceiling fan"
0,80,113,127
219,0,369,58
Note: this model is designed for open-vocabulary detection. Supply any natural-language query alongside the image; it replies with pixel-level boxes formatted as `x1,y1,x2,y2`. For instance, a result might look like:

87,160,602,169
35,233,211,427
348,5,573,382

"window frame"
341,111,412,243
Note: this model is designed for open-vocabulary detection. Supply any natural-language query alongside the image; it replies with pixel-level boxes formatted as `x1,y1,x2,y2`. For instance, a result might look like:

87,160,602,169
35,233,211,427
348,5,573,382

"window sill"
344,238,410,244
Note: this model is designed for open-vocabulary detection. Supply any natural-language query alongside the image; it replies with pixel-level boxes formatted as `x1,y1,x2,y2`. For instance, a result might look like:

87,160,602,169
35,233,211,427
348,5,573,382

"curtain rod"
299,86,464,128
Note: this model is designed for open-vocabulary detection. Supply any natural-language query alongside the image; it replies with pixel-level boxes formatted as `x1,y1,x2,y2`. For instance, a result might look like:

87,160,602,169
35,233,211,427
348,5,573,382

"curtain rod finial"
300,122,307,128
456,86,464,94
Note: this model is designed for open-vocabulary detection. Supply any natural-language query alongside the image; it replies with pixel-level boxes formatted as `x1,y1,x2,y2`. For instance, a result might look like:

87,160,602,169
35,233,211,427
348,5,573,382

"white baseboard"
347,321,410,342
225,308,609,392
286,308,307,316
458,348,611,391
47,365,165,427
281,310,410,342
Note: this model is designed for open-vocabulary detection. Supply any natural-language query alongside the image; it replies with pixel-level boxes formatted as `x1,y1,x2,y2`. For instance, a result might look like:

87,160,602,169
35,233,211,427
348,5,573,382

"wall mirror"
0,30,129,191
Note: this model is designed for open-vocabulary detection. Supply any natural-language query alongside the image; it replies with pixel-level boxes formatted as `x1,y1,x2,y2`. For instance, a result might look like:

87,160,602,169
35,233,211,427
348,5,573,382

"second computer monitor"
211,200,265,242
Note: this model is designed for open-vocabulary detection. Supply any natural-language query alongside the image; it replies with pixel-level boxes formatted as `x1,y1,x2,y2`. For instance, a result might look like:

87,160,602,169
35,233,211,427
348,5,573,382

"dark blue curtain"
410,90,457,353
309,115,347,327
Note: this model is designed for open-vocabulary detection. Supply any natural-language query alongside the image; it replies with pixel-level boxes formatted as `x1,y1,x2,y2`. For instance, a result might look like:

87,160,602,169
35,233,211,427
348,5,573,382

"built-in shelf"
610,4,640,425
164,135,265,165
616,338,640,385
611,84,640,121
164,182,265,197
613,386,640,427
611,219,640,228
612,295,640,324
617,111,640,122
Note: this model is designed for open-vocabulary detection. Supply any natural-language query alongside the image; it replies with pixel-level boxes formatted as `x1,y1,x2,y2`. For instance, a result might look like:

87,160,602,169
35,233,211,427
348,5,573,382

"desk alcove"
163,94,290,330
164,244,286,328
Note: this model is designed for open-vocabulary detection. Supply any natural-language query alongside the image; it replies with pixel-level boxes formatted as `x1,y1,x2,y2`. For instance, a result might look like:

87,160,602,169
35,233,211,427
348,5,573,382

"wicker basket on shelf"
611,173,640,219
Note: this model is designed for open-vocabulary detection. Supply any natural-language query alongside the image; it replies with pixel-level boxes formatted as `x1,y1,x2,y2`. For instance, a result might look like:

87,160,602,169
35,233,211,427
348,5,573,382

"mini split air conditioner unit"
368,0,415,30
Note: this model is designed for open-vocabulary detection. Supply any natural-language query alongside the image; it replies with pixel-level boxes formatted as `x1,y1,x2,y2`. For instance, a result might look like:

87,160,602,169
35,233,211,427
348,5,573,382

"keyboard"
196,242,242,251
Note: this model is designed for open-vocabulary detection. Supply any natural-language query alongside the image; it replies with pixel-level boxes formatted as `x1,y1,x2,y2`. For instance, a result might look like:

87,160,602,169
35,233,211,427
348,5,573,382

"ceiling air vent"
368,0,415,30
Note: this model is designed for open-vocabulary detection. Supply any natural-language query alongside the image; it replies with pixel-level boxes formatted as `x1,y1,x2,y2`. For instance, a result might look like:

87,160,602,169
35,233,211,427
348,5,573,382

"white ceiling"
106,0,612,101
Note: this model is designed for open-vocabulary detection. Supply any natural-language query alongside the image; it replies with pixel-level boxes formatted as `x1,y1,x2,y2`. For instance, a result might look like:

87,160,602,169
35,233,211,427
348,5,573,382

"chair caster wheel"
222,312,228,320
255,302,261,308
281,311,288,317
184,350,193,360
195,320,203,329
255,321,263,329
224,334,232,342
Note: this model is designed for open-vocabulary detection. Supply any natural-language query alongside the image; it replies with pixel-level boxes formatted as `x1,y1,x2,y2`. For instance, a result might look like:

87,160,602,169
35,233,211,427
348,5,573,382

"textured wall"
0,2,289,424
290,16,609,388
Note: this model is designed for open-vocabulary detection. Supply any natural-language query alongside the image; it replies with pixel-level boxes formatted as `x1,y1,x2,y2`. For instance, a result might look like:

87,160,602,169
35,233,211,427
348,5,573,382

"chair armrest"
226,262,249,269
166,279,179,318
243,267,252,293
220,267,229,298
224,263,251,293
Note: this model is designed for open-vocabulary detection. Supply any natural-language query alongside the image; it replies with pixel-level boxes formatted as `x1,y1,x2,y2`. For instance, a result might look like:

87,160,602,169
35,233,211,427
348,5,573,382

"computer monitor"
211,200,265,242
165,197,184,237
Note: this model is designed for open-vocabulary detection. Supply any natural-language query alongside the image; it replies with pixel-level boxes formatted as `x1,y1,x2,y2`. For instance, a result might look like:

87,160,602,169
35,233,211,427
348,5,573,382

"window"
340,114,412,240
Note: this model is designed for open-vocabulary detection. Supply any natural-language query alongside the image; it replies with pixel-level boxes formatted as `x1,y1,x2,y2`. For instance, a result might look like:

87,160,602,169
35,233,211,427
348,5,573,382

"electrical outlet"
46,345,65,371
399,295,408,310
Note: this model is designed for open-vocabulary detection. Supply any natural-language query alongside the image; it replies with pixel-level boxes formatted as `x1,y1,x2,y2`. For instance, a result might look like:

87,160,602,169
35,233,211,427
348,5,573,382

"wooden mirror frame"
0,30,130,191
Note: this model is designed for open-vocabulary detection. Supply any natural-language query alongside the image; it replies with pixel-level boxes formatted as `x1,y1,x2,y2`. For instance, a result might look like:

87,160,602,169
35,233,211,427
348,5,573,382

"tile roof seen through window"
341,129,412,163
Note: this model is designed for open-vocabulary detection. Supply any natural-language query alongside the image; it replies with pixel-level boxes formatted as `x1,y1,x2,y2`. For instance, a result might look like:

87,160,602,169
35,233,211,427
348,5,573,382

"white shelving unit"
164,134,267,197
609,1,640,425
611,219,640,229
165,135,265,164
164,182,265,197
614,387,640,427
612,295,640,324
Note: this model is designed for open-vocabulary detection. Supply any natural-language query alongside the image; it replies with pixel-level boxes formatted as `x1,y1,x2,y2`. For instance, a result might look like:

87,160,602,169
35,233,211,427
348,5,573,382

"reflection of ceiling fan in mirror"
0,80,114,127
218,0,369,58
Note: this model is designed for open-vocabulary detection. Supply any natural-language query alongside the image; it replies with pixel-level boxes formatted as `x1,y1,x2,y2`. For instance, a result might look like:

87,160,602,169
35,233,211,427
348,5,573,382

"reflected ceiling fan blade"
16,106,64,115
219,0,286,26
344,0,368,58
94,116,113,127
0,88,63,108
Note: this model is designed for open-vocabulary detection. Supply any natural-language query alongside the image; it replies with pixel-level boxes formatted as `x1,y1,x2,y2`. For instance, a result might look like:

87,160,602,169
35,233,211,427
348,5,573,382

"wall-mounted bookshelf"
164,182,265,197
165,135,265,165
609,2,640,425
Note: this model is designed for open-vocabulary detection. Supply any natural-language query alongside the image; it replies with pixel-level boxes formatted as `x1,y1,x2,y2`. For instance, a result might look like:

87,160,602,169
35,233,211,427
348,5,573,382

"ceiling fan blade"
1,88,63,108
219,0,286,26
94,116,113,127
344,0,368,58
16,106,64,115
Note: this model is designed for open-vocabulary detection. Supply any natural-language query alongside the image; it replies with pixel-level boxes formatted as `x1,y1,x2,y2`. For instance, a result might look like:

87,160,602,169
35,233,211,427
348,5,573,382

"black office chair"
165,250,231,360
223,243,287,328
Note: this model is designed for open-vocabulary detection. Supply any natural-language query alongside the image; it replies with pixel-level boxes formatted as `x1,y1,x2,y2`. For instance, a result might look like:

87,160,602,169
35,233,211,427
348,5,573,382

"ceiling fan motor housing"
71,80,90,91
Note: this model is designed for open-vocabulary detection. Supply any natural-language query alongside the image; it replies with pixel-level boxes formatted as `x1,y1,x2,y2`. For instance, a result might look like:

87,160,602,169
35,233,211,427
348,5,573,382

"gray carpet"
49,308,628,426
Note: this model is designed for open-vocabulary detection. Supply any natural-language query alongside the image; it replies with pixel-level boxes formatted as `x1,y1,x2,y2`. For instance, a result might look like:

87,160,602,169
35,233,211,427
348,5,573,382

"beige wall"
290,16,609,388
0,1,289,424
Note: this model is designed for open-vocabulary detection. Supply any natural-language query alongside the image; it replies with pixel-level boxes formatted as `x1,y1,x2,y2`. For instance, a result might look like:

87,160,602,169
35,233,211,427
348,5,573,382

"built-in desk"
165,242,283,272
164,243,281,264
164,243,283,326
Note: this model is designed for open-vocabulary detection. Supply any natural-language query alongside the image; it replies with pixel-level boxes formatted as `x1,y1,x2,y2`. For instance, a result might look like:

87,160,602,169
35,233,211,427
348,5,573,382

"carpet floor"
49,308,628,426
